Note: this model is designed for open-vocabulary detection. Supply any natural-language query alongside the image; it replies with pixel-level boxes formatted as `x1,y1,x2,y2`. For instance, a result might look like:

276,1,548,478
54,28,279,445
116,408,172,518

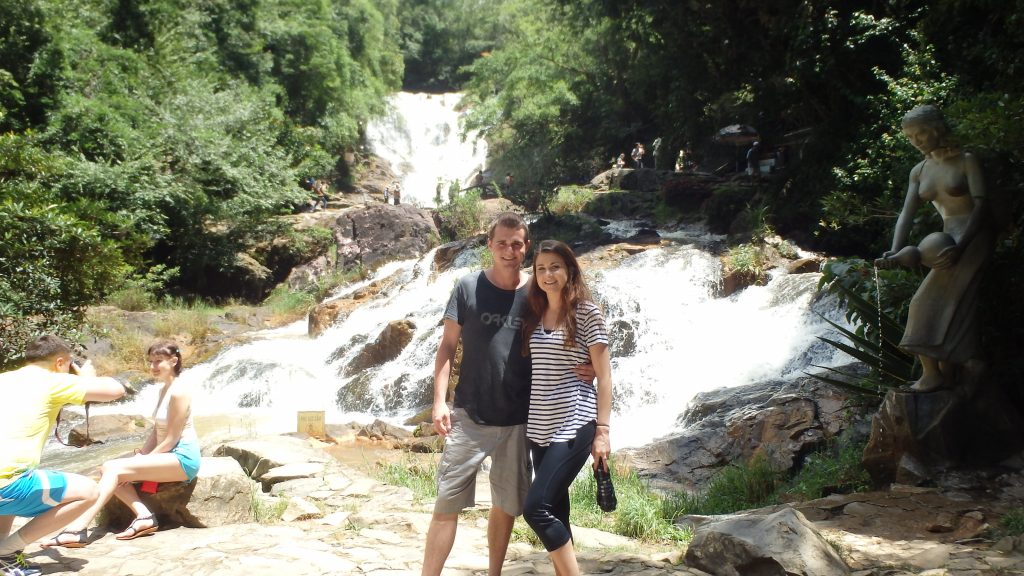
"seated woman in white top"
43,341,200,547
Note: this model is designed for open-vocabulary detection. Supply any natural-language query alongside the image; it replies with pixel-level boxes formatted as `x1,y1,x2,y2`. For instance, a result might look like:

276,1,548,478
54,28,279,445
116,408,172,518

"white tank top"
153,383,197,444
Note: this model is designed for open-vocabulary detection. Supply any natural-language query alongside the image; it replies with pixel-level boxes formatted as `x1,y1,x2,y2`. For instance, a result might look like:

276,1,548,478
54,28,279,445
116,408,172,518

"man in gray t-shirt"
422,213,532,576
444,270,531,426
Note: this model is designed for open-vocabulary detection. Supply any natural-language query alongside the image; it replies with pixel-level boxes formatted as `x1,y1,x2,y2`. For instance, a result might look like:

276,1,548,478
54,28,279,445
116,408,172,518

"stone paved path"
19,444,1024,576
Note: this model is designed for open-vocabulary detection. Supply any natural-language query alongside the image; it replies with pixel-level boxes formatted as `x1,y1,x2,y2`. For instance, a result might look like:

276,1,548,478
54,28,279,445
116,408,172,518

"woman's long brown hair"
522,240,593,354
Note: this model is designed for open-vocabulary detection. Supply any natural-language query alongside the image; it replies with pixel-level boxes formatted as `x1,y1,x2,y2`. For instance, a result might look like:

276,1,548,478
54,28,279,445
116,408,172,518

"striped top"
527,300,608,446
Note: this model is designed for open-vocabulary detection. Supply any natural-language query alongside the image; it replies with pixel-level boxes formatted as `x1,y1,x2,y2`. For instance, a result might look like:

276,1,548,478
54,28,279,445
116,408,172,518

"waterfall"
88,231,851,450
75,93,853,452
364,92,488,206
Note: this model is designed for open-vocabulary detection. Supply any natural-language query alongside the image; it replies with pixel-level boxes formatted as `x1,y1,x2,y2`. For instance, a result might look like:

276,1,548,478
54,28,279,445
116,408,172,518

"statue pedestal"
863,389,965,486
863,384,1024,486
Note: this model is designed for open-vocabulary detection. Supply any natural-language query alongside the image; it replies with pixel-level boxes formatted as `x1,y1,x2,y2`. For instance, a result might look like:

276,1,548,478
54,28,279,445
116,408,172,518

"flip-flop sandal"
115,516,159,540
41,528,88,548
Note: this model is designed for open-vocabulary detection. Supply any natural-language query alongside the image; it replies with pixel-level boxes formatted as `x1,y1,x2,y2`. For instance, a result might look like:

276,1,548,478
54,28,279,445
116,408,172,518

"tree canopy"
0,0,403,366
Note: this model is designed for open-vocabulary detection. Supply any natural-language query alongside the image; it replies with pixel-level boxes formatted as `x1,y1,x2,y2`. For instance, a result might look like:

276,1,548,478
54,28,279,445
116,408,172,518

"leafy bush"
436,188,484,242
784,435,871,500
1001,508,1024,537
662,455,780,518
548,186,595,215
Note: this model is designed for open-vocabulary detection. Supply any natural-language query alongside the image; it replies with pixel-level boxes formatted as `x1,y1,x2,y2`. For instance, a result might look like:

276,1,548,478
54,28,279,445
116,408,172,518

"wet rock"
345,319,416,376
626,374,866,492
68,413,148,447
333,204,439,271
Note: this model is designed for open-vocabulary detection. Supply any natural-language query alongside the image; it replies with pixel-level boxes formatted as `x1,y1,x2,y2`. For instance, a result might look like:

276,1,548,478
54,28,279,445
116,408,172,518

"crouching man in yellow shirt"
0,334,127,575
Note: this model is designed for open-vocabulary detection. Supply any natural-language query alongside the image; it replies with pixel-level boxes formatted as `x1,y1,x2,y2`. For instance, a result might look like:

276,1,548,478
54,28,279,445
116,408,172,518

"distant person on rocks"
631,142,645,169
615,153,626,169
43,341,199,548
504,172,514,196
383,185,391,204
314,180,329,211
746,141,761,176
421,213,594,576
522,240,613,576
392,181,402,206
0,334,127,575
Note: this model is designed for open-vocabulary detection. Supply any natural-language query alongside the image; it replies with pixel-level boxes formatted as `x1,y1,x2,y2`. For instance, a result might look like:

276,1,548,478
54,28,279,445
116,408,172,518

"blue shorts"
0,469,69,517
172,439,201,481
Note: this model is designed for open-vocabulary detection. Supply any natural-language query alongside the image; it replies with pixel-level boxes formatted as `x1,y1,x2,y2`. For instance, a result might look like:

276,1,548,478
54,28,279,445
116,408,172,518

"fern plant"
810,266,918,398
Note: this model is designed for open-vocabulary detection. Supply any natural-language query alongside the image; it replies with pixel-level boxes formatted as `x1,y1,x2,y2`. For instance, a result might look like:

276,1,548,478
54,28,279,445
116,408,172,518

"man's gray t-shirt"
444,271,531,426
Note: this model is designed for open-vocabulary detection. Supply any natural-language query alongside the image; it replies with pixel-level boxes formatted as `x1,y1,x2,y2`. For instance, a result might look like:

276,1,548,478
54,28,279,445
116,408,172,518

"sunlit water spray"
66,231,850,453
365,92,488,206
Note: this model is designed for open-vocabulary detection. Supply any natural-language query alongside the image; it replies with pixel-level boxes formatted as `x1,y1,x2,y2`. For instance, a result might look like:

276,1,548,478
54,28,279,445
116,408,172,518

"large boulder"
101,457,255,529
333,204,439,271
684,507,850,576
625,374,867,492
344,319,416,375
213,435,330,479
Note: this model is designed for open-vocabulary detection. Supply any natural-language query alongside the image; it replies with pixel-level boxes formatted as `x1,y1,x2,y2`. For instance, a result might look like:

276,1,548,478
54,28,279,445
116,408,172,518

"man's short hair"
488,212,529,242
24,334,72,363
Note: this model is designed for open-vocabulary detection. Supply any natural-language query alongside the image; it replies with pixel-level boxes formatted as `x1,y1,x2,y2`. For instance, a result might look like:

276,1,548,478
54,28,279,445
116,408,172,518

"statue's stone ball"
918,232,956,268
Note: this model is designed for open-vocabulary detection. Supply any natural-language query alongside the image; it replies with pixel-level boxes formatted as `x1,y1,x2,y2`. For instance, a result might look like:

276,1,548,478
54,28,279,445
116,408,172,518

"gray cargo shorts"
433,408,531,516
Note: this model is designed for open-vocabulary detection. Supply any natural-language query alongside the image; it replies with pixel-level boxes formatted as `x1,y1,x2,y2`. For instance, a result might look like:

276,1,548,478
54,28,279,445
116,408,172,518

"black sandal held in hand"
594,460,617,512
115,515,159,540
41,528,88,549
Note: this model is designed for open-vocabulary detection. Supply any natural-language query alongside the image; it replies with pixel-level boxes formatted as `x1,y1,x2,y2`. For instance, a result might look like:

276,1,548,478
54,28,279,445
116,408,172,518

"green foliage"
784,435,871,500
0,0,404,340
547,186,595,216
105,264,179,311
436,188,484,242
396,0,502,91
373,455,438,504
1001,508,1024,537
663,455,781,518
567,462,690,543
810,258,919,397
724,243,771,279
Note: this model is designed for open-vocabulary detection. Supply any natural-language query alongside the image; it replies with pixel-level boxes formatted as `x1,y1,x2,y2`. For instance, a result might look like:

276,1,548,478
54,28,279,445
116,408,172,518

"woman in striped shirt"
521,240,613,576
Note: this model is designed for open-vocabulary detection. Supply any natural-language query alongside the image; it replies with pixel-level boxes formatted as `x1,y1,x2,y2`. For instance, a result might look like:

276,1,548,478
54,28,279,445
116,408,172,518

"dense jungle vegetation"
3,0,1023,387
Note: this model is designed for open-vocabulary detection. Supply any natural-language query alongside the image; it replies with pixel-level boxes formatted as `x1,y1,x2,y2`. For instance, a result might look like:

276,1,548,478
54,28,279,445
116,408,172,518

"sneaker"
0,551,42,576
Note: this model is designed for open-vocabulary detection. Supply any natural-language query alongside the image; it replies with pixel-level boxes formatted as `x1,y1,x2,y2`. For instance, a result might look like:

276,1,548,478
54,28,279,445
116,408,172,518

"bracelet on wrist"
596,423,610,428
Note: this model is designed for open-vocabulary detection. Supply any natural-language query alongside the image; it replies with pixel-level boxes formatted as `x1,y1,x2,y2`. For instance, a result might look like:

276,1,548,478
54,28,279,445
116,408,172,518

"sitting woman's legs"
58,453,187,536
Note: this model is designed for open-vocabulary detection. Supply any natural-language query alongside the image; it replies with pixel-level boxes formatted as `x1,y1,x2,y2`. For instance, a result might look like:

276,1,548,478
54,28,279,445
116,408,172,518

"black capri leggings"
523,421,596,552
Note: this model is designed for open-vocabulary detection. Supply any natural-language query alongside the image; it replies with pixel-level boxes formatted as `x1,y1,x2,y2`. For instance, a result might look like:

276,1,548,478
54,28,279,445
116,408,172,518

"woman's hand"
592,426,610,470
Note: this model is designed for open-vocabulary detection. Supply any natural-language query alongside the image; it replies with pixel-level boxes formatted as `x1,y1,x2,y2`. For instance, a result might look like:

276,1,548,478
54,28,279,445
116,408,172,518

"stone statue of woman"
874,104,994,393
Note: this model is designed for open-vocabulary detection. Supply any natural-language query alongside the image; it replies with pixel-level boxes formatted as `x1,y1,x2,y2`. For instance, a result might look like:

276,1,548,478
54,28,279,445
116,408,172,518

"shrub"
663,454,780,518
784,435,871,500
548,185,594,215
437,188,484,242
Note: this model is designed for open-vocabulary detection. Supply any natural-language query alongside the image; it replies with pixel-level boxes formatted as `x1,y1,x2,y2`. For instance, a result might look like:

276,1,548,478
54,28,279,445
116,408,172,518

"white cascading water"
364,92,488,206
72,92,853,455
